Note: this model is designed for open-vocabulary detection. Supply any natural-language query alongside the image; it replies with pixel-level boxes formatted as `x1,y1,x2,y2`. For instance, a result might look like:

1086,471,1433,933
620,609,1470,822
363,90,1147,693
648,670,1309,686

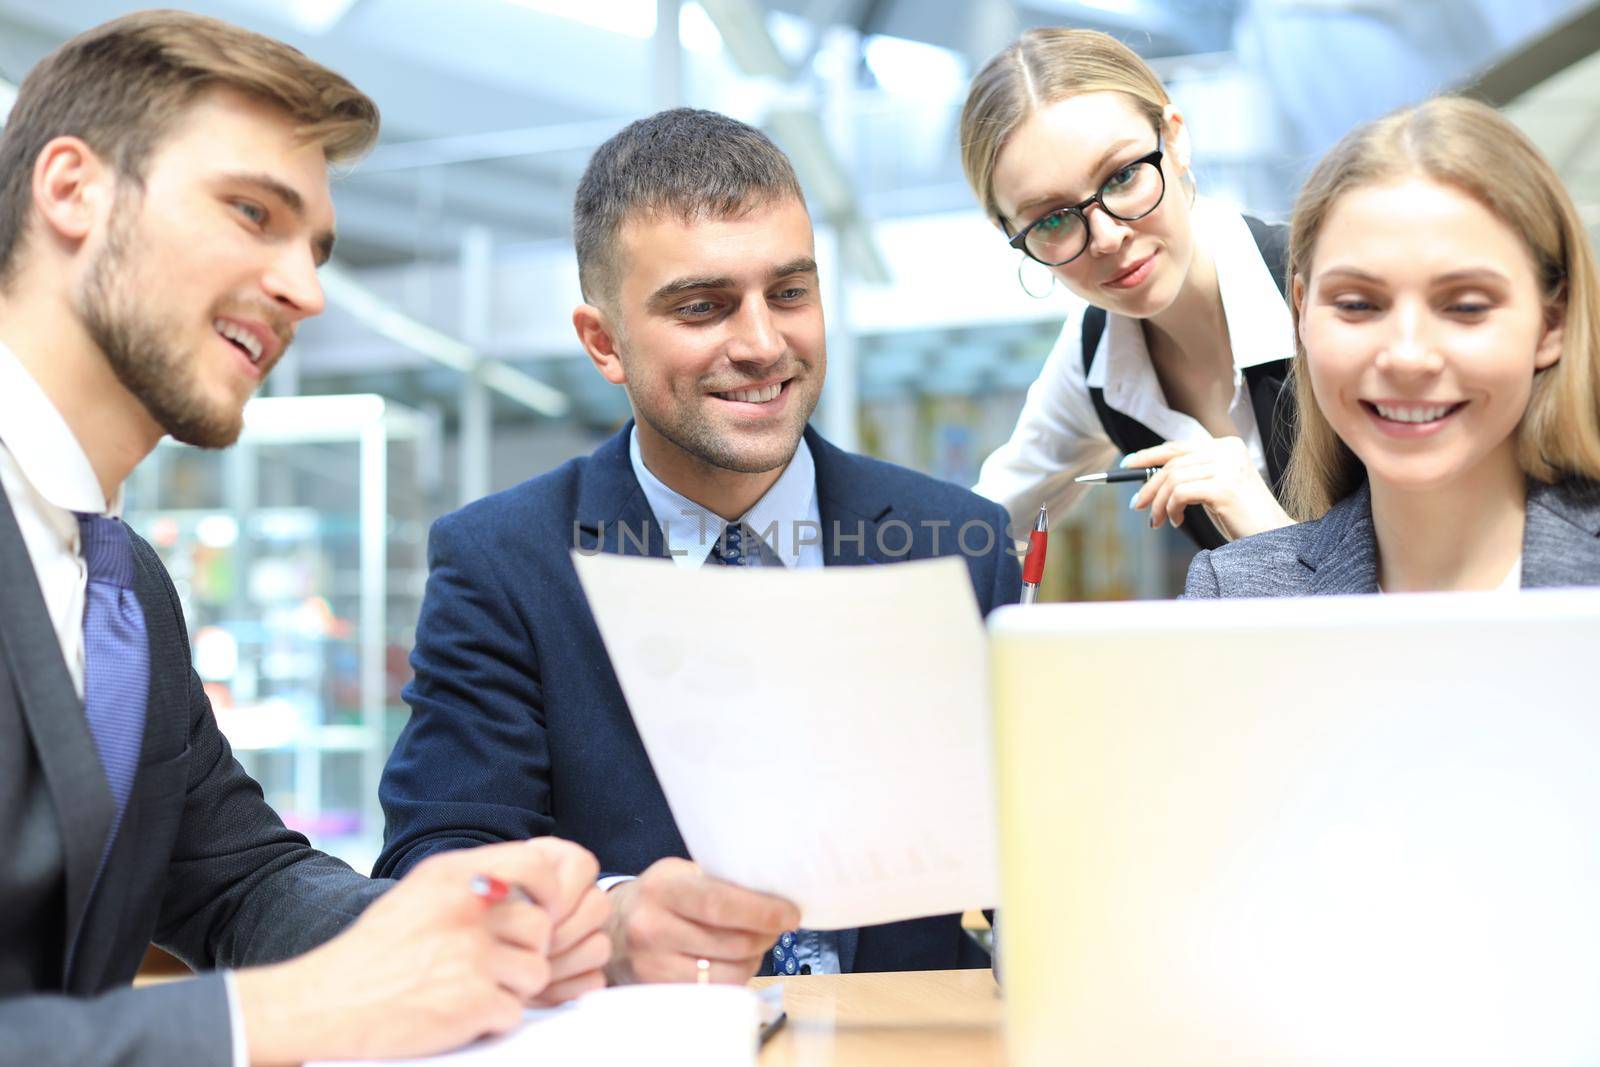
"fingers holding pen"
1120,437,1292,540
1145,459,1217,529
1120,441,1190,473
1128,446,1204,526
482,891,554,954
484,941,553,1002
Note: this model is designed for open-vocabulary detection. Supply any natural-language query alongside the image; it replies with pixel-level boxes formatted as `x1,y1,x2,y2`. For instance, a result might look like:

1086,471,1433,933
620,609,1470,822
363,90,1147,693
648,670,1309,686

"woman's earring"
1017,254,1056,299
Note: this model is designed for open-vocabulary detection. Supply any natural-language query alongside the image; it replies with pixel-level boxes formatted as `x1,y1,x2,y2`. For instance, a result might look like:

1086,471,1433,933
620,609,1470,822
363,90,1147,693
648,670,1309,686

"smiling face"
989,90,1195,318
594,195,825,484
74,87,334,447
1296,176,1562,497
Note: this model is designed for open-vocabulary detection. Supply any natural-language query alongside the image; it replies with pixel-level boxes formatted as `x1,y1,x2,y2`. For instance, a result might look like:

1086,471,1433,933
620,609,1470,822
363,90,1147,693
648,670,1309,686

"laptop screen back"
989,591,1600,1067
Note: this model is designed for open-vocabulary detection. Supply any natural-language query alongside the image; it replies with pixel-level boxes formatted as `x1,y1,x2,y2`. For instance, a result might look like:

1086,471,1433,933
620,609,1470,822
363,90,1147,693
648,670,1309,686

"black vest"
1080,215,1294,549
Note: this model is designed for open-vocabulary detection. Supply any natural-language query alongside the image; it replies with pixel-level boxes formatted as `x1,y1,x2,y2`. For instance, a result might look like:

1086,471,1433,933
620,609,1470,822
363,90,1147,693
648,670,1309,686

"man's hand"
603,857,800,985
234,838,610,1066
530,840,611,1006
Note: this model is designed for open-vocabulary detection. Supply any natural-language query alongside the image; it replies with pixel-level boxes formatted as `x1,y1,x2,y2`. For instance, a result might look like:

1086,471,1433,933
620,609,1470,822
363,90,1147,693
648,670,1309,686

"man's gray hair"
573,107,805,307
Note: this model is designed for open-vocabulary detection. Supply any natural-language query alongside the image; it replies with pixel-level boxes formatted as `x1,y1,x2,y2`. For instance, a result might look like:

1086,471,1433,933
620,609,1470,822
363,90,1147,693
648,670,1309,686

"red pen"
1020,504,1048,605
469,874,533,905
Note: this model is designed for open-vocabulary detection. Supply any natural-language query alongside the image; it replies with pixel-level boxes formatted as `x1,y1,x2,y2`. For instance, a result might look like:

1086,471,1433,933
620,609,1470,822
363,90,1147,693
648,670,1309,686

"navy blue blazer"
375,423,1020,973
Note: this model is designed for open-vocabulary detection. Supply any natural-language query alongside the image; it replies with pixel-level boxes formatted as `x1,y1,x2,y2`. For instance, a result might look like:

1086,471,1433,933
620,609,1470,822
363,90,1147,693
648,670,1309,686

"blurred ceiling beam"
699,0,890,282
1015,0,1234,55
701,0,798,76
656,0,684,107
357,117,622,173
320,263,570,417
1460,0,1600,106
348,158,573,231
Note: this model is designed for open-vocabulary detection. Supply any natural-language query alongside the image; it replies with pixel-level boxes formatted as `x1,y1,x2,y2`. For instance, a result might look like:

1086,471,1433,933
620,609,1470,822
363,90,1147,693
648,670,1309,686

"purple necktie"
76,514,149,843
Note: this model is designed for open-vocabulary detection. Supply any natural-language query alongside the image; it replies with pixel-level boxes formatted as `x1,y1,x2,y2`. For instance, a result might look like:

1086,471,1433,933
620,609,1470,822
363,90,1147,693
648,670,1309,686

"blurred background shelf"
127,395,436,873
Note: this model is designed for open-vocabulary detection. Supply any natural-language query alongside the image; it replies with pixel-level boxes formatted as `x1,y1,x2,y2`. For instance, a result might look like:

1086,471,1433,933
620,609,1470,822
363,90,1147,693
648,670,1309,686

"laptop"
989,590,1600,1067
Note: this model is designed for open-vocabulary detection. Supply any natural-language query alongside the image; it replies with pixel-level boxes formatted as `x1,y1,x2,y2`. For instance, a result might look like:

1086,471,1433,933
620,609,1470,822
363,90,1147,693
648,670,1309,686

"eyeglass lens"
1024,160,1165,265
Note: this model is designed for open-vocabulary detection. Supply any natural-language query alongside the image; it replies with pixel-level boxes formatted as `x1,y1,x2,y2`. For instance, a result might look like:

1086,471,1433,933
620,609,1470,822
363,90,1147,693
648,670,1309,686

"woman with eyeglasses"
1185,96,1600,597
962,28,1297,549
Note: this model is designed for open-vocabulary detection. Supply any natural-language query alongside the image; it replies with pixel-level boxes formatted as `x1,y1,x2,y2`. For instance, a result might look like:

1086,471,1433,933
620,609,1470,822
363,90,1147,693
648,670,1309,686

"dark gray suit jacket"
1185,478,1600,597
0,480,388,1066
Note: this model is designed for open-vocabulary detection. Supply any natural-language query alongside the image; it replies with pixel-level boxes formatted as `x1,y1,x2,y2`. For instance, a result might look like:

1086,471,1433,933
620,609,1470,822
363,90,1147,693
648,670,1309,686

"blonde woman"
1186,96,1600,597
963,28,1297,549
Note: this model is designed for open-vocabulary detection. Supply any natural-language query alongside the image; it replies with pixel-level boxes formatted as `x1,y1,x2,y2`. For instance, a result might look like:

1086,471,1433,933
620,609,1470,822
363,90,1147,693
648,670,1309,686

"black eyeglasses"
1003,134,1167,266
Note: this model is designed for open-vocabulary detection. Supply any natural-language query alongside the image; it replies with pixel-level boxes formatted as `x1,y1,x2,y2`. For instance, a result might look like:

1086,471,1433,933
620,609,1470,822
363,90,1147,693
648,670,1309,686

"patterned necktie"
707,521,803,974
76,514,150,843
708,521,749,566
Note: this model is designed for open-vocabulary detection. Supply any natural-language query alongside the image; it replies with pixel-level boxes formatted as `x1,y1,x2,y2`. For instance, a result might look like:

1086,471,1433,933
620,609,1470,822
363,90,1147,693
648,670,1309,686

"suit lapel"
572,422,670,560
128,536,182,770
808,427,891,568
1299,483,1381,595
0,478,114,964
1522,478,1600,587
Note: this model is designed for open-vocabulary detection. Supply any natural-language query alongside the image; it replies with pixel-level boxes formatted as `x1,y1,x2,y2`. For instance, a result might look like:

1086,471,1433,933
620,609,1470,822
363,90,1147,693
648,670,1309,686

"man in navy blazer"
375,108,1021,984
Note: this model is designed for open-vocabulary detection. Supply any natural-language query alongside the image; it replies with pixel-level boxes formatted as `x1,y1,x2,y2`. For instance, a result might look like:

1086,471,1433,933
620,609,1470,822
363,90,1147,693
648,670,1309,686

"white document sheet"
310,985,775,1067
308,1007,589,1067
572,551,999,930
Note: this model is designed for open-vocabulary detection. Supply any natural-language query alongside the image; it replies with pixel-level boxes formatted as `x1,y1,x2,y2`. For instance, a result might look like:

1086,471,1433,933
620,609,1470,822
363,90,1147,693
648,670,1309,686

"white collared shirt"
628,426,824,570
0,339,122,699
974,196,1295,530
0,339,249,1067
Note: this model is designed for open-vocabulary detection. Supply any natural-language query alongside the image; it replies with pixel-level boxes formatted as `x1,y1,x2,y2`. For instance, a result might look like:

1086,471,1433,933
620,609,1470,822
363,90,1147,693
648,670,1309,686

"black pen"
758,1010,788,1047
1075,467,1158,485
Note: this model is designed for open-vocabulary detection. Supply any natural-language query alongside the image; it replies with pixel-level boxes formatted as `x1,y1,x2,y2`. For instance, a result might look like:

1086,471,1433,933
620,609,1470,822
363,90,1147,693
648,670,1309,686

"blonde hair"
959,29,1170,226
0,9,379,285
1281,95,1600,518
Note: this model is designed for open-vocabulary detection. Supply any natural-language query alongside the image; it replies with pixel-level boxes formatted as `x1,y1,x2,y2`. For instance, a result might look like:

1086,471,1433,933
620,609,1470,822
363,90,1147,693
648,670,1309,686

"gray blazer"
0,480,388,1066
1185,478,1600,597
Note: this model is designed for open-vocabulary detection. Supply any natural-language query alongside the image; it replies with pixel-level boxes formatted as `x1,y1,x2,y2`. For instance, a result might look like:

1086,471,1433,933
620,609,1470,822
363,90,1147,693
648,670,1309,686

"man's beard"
75,201,245,449
638,376,817,475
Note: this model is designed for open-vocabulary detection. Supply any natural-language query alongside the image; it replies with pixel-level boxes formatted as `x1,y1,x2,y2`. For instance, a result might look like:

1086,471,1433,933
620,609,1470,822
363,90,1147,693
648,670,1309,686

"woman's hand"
1124,437,1293,542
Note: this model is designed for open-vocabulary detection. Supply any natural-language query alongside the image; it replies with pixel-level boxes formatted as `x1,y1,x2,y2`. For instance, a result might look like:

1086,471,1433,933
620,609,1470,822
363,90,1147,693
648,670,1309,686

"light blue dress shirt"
627,427,841,975
628,426,824,570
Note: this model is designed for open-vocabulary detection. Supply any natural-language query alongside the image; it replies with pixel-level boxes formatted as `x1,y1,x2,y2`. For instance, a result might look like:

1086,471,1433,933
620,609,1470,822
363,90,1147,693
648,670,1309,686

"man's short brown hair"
0,8,380,285
573,107,805,308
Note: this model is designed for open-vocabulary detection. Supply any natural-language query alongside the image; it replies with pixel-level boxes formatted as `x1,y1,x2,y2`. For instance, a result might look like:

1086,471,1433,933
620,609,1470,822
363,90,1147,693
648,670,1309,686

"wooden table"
749,969,1003,1066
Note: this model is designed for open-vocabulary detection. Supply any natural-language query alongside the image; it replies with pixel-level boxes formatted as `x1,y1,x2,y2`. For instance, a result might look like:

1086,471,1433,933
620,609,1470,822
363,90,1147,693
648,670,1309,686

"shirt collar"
628,426,817,569
1198,196,1295,371
0,339,121,518
1087,195,1294,389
